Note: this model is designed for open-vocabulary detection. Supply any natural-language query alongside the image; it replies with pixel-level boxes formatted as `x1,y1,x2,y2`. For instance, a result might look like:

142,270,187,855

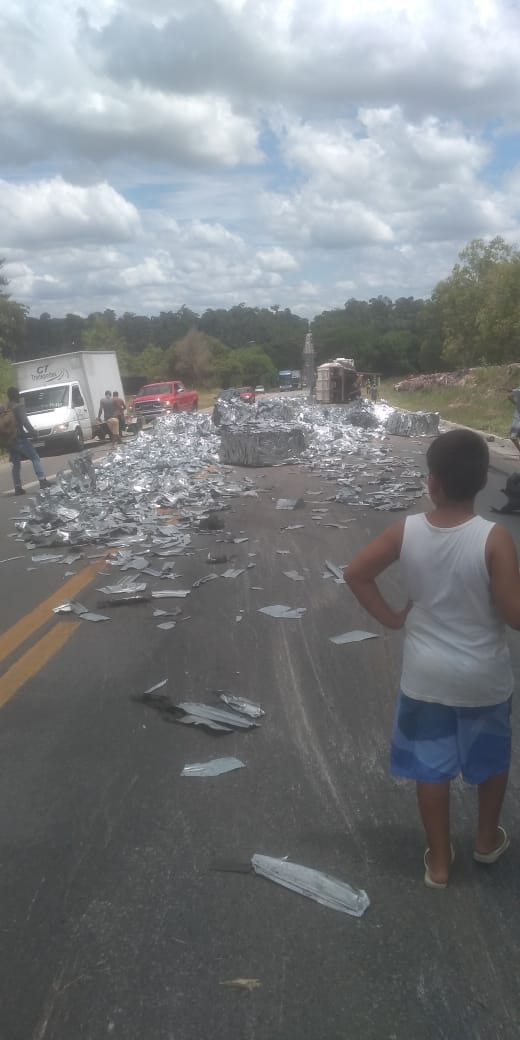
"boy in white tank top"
345,430,517,888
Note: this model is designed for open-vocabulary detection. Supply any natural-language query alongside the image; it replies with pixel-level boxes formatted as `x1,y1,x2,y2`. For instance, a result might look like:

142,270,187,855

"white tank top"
400,513,513,707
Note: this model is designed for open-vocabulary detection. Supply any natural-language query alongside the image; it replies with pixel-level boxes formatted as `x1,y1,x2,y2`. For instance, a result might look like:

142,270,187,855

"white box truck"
13,351,124,452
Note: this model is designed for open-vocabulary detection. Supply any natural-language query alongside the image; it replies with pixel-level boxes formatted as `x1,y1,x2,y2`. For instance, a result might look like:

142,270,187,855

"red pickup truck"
132,381,199,421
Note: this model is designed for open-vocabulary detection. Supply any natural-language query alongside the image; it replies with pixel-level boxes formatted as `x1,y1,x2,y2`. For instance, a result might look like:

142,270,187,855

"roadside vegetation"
381,365,518,437
1,235,519,402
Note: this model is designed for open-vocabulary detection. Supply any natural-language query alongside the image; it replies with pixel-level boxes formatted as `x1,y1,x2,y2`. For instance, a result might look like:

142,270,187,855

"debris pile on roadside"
393,369,473,392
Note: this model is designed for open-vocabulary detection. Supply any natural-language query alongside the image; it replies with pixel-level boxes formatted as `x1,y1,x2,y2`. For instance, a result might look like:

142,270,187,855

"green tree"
82,313,127,354
0,258,27,359
475,258,520,363
232,346,277,387
167,328,217,387
434,237,518,367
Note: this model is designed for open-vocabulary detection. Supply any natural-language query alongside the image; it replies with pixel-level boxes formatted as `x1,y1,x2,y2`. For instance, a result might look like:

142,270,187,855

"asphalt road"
1,434,520,1040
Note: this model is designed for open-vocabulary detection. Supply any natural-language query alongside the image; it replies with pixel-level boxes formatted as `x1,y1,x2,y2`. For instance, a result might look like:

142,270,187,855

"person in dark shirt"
98,390,120,444
6,387,52,495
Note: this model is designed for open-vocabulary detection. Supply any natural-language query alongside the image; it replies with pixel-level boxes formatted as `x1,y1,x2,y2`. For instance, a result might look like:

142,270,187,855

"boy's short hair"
426,430,489,501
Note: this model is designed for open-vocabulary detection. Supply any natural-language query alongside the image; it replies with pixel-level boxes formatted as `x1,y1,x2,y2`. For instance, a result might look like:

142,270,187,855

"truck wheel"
71,428,84,452
191,401,198,412
172,405,179,412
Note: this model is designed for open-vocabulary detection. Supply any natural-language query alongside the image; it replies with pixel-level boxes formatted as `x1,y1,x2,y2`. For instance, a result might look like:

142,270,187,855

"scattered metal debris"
192,574,219,588
181,758,245,777
79,612,111,623
52,600,88,615
283,570,305,581
100,593,150,606
144,679,168,694
176,702,260,731
251,855,370,917
259,605,306,619
217,693,265,718
329,631,379,644
152,589,191,598
276,498,304,510
157,621,176,630
325,561,345,581
220,979,261,992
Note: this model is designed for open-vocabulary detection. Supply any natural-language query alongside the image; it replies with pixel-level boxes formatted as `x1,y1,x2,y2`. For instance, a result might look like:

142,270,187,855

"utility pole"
302,329,315,397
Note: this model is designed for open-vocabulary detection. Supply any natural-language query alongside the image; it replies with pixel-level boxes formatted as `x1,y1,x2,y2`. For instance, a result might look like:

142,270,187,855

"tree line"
1,236,519,389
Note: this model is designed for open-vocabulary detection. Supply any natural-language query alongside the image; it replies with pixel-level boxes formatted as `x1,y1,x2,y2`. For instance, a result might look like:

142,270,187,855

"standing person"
98,390,120,444
112,391,126,438
507,387,520,454
370,380,379,403
5,387,52,495
345,430,517,888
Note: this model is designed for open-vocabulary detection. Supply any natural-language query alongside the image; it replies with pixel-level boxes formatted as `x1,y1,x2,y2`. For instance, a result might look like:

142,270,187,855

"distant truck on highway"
132,381,199,422
279,369,302,391
14,350,124,452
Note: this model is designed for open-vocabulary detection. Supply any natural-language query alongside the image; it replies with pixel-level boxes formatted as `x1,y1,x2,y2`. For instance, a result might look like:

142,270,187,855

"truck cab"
132,381,199,421
20,381,90,451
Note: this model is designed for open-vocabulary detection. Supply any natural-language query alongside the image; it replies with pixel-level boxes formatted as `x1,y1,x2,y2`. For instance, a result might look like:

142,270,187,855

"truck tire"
71,427,84,452
191,400,198,412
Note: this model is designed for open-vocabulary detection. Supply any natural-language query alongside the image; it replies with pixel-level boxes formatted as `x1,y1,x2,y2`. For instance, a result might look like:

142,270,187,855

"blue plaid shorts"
391,691,512,784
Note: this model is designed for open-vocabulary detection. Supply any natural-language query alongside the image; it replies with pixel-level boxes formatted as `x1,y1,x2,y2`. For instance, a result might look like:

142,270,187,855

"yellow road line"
0,559,104,665
0,621,80,708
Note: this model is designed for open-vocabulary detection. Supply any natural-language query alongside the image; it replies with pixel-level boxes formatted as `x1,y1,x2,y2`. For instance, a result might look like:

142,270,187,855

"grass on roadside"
380,365,518,437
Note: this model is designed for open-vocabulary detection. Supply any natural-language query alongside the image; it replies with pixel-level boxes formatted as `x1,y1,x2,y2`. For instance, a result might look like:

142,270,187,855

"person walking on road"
507,387,520,454
345,430,516,889
4,387,52,495
112,391,126,438
98,390,120,444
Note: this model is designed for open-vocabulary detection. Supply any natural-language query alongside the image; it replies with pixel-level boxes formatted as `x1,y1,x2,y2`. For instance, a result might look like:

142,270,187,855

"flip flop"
424,845,455,889
473,826,510,864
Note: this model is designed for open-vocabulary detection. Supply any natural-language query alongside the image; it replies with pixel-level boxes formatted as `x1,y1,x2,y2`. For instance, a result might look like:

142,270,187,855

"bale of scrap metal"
219,425,306,467
383,409,439,437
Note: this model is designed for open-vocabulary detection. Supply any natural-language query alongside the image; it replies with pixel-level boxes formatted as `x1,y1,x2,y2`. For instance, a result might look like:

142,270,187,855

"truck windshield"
138,383,171,396
22,386,70,414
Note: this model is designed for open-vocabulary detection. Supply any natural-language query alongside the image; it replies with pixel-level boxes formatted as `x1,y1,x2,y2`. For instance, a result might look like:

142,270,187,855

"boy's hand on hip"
390,601,413,629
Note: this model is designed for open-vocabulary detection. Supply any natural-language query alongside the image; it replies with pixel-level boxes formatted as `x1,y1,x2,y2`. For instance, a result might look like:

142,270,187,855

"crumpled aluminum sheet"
181,757,245,777
251,855,370,917
259,605,306,619
14,413,256,547
329,630,379,644
217,693,265,718
176,702,260,730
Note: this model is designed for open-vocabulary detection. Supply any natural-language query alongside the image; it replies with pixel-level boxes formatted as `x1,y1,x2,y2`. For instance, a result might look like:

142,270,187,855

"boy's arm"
487,525,520,629
18,402,36,438
344,520,409,630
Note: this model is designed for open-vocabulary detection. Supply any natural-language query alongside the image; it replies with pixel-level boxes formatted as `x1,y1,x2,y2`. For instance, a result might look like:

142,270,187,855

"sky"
1,0,520,319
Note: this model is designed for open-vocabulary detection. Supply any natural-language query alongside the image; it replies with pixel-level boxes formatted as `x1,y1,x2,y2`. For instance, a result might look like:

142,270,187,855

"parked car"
255,385,265,394
215,386,255,404
133,381,198,421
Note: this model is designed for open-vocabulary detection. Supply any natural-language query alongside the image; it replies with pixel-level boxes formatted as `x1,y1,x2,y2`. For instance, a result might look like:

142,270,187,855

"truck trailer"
14,351,124,452
315,358,361,404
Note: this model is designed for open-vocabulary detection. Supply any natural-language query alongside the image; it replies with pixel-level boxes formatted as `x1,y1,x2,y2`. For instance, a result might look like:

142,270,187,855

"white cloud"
0,176,140,246
256,247,299,271
1,0,520,318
